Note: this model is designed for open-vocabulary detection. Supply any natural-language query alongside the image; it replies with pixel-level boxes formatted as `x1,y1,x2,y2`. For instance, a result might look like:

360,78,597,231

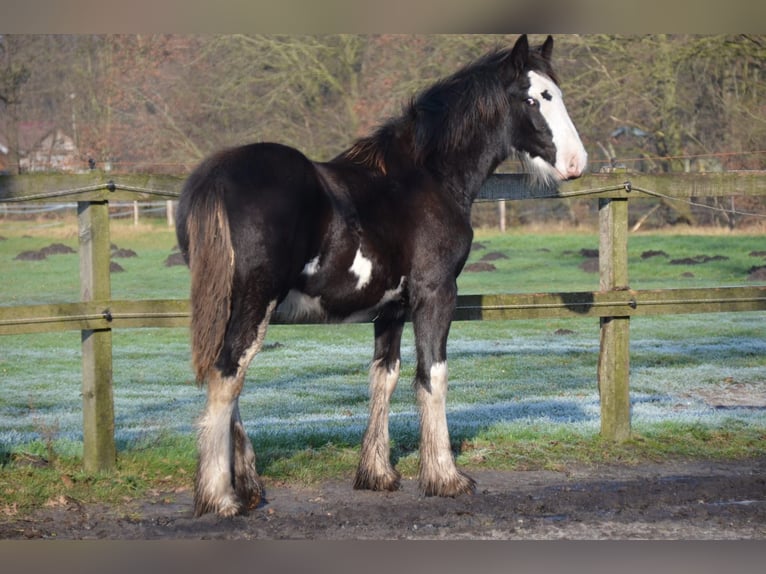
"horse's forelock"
526,50,558,85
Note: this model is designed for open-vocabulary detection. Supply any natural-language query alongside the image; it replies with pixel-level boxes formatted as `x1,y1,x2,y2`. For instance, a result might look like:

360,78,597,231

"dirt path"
2,457,764,539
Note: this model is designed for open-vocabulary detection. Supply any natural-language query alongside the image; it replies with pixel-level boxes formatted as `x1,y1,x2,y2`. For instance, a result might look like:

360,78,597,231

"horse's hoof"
235,476,264,511
193,492,242,518
420,470,476,497
216,500,242,518
240,488,263,511
354,467,402,491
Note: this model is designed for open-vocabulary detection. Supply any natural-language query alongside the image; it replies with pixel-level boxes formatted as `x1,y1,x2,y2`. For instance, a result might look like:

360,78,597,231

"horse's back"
181,142,321,202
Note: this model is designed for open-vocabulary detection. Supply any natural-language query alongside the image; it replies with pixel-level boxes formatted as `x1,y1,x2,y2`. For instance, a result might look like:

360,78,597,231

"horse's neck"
336,123,508,216
433,138,508,214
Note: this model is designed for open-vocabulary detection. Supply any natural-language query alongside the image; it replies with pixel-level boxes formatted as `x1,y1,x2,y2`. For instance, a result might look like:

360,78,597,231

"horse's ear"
510,34,530,70
541,35,554,62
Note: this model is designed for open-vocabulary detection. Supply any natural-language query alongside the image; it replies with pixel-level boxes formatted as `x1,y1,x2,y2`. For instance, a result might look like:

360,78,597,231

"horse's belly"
274,275,406,324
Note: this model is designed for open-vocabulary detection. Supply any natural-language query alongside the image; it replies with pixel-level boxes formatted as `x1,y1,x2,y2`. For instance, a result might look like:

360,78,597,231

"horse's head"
505,35,588,185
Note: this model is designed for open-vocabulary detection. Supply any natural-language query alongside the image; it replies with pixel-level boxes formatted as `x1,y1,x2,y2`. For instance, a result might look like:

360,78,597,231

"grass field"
1,218,765,303
0,216,765,512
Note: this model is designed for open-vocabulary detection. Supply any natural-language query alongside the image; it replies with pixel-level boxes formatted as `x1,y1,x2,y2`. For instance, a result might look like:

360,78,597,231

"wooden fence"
1,171,765,473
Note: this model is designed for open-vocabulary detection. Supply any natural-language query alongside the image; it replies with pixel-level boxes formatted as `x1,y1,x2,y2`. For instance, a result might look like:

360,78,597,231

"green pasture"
1,218,764,304
0,218,765,513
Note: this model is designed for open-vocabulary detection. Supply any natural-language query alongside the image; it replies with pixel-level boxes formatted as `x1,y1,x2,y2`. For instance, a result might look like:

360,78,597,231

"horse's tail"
178,174,234,385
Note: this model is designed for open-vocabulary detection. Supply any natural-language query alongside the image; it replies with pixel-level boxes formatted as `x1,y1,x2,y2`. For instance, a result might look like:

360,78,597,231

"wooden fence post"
598,196,631,441
498,199,506,232
78,199,116,472
166,199,175,228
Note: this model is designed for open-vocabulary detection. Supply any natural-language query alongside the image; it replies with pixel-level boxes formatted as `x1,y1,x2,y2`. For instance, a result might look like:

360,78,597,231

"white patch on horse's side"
349,247,373,290
275,289,326,322
527,70,587,181
302,255,320,277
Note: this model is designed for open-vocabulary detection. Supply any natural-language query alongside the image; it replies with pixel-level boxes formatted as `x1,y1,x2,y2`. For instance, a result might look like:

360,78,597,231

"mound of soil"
470,242,486,252
579,258,599,273
641,250,668,259
464,262,496,272
670,255,729,265
110,261,125,273
576,248,599,274
1,458,763,539
749,250,766,258
40,243,76,256
112,248,137,258
747,265,766,281
14,250,47,261
480,252,509,262
15,243,76,261
164,252,186,267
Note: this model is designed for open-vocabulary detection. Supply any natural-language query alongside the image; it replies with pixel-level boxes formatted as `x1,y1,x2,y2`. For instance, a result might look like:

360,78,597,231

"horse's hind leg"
231,399,260,509
195,370,243,517
194,293,276,517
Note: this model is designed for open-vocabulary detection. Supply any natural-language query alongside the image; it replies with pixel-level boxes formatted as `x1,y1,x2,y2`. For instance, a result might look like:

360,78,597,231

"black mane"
337,43,556,174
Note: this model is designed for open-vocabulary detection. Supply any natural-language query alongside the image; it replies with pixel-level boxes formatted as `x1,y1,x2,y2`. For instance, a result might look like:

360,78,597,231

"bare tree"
3,33,763,187
179,35,369,161
0,35,31,173
559,34,766,172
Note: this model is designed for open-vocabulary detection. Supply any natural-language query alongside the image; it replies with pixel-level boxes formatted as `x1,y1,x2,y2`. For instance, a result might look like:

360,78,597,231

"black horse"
177,34,587,517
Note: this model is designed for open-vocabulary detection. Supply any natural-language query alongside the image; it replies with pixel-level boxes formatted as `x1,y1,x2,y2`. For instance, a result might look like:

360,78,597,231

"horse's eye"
525,97,537,106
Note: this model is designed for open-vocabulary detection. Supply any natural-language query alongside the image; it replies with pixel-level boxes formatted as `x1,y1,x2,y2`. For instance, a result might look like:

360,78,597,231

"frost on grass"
1,315,764,456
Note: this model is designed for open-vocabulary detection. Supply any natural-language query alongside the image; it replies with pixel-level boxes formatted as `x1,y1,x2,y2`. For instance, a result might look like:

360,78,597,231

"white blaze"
527,70,588,181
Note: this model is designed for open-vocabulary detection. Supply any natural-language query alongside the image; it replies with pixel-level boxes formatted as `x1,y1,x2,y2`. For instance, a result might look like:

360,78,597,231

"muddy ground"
2,457,764,539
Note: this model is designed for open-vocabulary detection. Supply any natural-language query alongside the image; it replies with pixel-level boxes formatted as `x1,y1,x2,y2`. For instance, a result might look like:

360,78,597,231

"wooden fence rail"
2,171,766,472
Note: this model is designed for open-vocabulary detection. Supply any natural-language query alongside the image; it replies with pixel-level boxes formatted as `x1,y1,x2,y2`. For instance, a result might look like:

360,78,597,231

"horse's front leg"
355,312,405,491
412,282,476,497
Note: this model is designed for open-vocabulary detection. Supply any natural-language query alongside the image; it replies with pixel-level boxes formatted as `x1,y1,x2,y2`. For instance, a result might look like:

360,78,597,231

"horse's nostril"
567,153,587,178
